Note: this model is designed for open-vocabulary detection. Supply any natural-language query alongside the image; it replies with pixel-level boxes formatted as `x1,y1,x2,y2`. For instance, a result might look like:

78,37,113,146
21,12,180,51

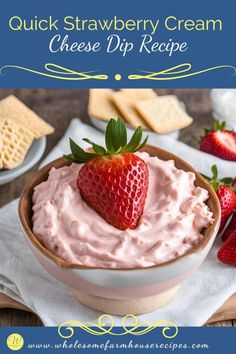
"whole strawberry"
65,118,149,230
200,121,236,161
218,230,236,266
222,213,236,241
202,165,236,232
217,186,236,232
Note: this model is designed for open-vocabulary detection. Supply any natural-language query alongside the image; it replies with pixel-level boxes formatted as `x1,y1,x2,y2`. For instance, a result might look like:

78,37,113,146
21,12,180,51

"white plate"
90,117,180,140
0,137,46,186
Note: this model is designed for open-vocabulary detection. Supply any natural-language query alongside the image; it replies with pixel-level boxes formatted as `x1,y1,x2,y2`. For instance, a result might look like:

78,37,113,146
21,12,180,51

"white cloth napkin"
0,119,236,327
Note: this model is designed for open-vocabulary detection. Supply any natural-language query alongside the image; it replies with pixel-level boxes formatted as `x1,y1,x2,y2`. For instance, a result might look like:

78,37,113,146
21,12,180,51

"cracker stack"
0,95,54,170
88,89,193,133
0,95,54,139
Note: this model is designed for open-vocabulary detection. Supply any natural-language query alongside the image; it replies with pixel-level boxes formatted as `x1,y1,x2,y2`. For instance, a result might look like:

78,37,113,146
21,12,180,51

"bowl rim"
18,144,221,271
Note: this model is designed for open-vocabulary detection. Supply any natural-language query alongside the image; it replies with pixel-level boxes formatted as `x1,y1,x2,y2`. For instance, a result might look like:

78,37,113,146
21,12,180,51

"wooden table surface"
0,88,234,327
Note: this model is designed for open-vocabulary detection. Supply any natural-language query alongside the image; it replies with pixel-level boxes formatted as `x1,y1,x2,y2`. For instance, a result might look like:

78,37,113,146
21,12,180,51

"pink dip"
32,152,213,269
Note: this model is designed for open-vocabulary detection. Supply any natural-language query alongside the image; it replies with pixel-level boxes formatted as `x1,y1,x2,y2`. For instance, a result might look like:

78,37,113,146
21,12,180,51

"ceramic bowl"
18,145,221,315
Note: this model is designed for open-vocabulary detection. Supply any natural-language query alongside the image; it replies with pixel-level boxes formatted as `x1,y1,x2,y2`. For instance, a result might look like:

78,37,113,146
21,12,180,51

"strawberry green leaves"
105,119,148,154
82,138,106,155
213,120,226,132
123,128,148,153
203,121,226,137
201,164,235,191
105,118,127,153
65,118,148,163
64,138,97,163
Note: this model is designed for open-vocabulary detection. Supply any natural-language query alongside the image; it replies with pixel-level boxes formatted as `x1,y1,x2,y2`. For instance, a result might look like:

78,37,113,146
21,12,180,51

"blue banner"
0,326,235,353
0,0,235,87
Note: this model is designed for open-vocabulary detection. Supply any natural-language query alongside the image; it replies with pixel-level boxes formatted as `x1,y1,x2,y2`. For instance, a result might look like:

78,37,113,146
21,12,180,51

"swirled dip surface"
32,152,213,268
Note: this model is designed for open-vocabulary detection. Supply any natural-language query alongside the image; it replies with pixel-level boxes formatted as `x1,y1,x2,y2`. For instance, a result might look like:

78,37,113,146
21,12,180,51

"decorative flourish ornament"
58,314,178,339
128,63,236,80
0,63,108,81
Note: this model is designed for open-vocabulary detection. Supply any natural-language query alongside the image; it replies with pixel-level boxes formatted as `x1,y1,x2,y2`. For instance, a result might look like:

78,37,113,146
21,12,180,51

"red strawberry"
65,118,149,230
217,230,236,265
200,121,236,161
222,213,236,241
202,165,236,232
231,178,236,197
216,186,236,232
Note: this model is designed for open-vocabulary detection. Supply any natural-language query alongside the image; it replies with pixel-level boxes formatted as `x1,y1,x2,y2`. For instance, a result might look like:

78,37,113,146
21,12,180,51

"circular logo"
7,333,24,351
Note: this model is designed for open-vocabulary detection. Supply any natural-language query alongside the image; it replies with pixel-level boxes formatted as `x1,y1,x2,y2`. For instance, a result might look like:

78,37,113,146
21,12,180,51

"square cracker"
112,89,157,130
136,95,193,134
88,89,121,121
0,95,54,139
0,118,34,169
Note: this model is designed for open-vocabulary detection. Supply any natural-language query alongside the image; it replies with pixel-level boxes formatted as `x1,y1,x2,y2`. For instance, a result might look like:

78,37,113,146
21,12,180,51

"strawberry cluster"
203,166,236,265
218,179,236,266
200,120,236,265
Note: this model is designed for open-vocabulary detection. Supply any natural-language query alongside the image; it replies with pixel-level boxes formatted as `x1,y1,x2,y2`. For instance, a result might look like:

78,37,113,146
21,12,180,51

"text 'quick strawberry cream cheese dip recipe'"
32,119,213,269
